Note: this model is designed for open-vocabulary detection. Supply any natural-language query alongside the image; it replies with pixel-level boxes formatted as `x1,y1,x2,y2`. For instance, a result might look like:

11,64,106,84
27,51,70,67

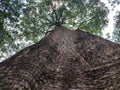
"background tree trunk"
0,26,120,90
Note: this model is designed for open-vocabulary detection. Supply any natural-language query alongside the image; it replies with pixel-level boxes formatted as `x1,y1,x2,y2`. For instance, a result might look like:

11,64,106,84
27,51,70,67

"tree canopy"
0,0,25,59
0,0,119,60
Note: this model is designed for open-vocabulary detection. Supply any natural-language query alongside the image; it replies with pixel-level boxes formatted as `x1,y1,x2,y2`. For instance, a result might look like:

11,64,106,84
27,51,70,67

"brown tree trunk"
0,26,120,90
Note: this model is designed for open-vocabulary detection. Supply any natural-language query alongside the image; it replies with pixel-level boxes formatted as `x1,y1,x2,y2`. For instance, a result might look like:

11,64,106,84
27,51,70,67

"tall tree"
0,26,120,89
0,0,109,60
0,1,120,89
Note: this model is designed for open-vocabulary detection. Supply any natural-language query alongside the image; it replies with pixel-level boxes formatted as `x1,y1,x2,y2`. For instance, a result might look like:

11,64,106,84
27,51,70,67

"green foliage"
108,0,120,44
113,12,120,43
0,0,25,59
0,0,109,60
108,0,120,43
20,0,108,41
0,0,23,42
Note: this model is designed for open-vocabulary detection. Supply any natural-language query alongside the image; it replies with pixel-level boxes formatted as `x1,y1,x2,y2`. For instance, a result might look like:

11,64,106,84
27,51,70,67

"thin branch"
45,24,53,36
52,9,59,23
58,4,66,22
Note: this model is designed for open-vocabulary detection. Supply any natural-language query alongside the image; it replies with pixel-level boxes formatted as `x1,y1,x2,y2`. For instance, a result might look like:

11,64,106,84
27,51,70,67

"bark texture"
0,26,120,90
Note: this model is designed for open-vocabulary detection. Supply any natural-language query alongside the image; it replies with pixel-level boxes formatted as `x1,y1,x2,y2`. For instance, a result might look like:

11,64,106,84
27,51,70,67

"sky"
101,0,120,39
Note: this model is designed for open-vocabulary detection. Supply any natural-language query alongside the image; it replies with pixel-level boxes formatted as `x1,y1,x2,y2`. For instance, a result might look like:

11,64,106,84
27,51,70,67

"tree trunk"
0,26,120,90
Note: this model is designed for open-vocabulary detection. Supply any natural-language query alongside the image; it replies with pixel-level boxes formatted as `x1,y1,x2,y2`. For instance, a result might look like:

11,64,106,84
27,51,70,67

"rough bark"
0,26,120,90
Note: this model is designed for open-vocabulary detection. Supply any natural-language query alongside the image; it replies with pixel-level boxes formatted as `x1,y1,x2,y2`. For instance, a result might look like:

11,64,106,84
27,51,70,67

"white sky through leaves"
101,0,120,39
